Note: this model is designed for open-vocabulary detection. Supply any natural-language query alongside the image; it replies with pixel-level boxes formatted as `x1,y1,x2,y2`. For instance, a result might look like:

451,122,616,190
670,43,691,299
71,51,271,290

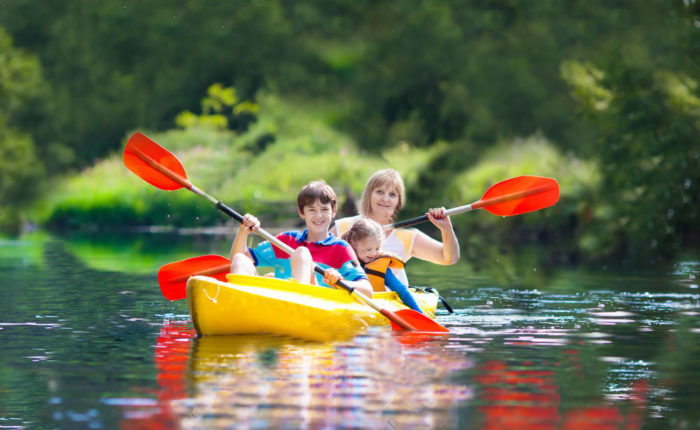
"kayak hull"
187,274,439,341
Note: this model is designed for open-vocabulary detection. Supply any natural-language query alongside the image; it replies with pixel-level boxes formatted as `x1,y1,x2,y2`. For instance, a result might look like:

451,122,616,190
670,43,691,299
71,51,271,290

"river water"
1,231,699,429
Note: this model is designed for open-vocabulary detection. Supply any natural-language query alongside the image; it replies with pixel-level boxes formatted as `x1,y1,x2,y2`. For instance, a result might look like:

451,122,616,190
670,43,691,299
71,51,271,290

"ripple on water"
4,237,700,429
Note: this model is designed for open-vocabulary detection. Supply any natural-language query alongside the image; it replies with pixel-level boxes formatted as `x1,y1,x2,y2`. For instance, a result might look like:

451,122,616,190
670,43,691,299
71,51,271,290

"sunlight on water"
113,273,700,430
114,322,471,429
1,236,699,429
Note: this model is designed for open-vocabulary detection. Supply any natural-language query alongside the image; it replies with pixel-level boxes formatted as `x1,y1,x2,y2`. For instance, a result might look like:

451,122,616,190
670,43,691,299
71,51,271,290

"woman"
332,169,460,285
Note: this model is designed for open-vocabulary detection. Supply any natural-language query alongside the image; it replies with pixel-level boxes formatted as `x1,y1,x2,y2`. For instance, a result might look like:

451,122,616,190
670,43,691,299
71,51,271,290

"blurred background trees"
1,0,698,266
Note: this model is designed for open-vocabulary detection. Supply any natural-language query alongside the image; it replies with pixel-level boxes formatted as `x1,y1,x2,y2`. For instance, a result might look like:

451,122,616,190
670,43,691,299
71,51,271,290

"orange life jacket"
362,253,406,292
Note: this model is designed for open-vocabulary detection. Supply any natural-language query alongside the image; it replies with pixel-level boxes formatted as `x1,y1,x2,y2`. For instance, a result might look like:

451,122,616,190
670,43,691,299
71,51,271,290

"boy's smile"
299,201,337,242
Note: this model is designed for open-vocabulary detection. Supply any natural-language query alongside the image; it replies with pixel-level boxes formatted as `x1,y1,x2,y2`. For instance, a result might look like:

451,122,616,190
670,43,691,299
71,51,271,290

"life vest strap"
363,268,386,279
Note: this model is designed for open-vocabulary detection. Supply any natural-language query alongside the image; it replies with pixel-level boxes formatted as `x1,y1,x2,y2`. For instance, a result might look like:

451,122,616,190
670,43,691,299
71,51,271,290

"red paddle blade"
389,309,450,332
124,132,189,191
158,255,231,300
477,176,559,216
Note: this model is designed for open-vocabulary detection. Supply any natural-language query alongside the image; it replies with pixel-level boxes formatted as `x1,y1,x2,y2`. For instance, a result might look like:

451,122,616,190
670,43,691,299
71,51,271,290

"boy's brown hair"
297,180,337,212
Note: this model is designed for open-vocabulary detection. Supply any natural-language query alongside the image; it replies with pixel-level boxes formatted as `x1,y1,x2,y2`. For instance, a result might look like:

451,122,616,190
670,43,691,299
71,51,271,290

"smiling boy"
229,180,373,297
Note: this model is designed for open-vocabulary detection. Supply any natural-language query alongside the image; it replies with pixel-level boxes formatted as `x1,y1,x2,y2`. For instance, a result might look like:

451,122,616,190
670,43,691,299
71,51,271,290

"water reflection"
121,321,471,429
2,235,699,429
474,354,649,429
114,317,668,430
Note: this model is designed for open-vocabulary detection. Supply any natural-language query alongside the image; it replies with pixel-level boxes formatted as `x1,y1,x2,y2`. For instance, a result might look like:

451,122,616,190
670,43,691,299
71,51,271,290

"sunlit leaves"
175,84,259,132
560,60,613,112
655,71,700,116
565,63,700,265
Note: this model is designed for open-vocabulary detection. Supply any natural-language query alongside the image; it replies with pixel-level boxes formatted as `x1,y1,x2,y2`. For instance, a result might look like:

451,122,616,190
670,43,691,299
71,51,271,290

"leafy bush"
32,92,446,230
0,27,46,233
445,136,601,267
562,60,700,266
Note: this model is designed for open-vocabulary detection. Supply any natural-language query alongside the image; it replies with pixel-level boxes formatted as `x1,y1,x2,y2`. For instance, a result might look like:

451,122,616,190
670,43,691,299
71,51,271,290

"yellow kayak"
187,274,440,341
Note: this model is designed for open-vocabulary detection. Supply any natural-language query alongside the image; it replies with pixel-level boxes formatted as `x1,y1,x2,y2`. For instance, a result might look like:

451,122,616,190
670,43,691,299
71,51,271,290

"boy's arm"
229,214,259,260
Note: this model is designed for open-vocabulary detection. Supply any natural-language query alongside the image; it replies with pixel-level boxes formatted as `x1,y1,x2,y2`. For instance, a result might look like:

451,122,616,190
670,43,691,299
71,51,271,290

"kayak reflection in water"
229,180,373,297
177,331,470,429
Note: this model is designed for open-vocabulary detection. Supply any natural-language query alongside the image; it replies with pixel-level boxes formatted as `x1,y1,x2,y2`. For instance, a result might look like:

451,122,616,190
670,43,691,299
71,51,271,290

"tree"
0,27,46,232
562,61,700,264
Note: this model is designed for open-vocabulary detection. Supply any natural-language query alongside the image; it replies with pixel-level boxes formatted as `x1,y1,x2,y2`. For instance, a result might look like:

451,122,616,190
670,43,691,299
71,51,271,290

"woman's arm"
410,208,460,265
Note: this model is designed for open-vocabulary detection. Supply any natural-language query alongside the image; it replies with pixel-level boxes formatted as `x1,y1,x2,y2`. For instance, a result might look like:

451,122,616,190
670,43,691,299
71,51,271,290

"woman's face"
369,184,400,223
352,237,382,264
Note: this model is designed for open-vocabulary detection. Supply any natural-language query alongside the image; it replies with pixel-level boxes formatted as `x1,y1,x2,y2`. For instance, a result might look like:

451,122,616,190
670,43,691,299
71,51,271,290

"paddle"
124,132,447,332
158,255,231,300
158,177,558,304
385,176,559,230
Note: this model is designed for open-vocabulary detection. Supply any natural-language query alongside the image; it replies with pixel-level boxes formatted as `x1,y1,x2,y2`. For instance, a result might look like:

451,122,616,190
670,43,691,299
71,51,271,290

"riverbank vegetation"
1,1,698,268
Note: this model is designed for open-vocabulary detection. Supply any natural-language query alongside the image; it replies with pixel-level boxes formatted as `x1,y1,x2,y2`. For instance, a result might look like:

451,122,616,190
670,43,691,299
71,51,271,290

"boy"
229,180,373,297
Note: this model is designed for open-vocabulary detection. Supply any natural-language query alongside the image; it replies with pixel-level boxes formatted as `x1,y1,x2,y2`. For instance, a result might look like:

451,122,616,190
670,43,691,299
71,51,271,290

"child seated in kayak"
342,217,424,313
229,180,373,297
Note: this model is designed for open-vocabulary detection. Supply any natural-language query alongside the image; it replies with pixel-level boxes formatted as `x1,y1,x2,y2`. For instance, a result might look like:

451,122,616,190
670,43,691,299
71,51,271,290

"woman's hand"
322,268,342,286
426,207,453,232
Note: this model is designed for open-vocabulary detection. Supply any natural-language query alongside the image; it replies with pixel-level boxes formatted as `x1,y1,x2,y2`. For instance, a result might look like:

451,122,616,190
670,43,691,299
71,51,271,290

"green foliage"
175,83,259,132
0,127,43,201
35,131,231,230
0,27,43,116
449,136,600,204
560,61,612,112
1,1,298,166
32,91,447,229
3,1,700,266
444,136,601,268
1,0,688,166
562,60,700,265
0,27,46,233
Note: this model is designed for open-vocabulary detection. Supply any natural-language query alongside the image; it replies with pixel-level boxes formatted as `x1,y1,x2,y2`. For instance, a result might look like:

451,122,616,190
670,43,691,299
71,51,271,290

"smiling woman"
333,169,461,286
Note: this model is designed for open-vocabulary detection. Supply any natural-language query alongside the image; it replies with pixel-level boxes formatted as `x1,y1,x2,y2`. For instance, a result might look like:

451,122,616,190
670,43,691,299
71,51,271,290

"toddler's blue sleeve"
385,269,423,314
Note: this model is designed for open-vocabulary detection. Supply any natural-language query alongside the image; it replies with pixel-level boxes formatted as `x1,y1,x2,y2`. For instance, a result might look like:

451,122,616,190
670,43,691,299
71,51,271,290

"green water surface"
1,232,698,429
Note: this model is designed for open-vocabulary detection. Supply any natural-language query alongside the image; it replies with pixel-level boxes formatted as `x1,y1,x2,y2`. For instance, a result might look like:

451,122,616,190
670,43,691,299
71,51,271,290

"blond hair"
341,217,384,246
359,169,405,222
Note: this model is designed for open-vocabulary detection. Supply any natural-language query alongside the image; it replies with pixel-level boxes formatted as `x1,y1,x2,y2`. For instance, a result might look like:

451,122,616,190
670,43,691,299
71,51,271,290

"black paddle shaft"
215,201,245,224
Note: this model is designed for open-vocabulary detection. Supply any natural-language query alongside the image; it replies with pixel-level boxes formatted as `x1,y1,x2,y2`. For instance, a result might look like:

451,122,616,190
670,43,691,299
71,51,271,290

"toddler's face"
352,237,382,264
